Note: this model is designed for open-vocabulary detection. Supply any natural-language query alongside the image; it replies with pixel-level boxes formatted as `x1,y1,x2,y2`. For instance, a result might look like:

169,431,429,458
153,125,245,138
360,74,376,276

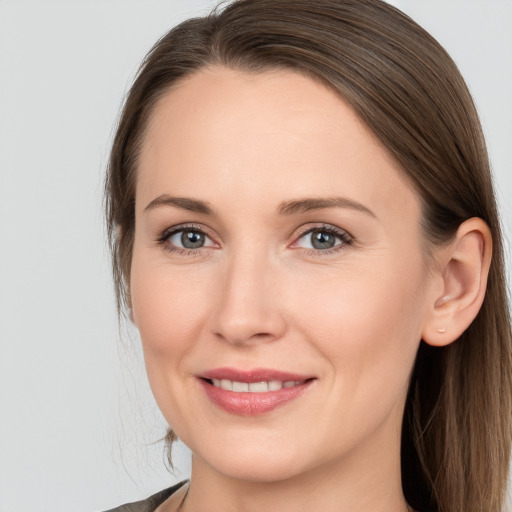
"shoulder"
102,481,188,512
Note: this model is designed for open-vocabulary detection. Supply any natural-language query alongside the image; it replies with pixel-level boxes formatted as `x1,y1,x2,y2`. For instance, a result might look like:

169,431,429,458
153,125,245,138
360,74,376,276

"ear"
422,217,492,347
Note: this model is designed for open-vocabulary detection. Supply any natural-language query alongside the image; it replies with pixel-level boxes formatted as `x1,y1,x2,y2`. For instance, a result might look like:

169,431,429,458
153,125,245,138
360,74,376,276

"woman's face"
131,67,438,482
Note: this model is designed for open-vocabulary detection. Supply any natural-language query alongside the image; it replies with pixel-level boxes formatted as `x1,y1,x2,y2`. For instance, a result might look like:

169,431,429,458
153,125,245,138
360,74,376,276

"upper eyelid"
293,223,353,240
161,223,216,239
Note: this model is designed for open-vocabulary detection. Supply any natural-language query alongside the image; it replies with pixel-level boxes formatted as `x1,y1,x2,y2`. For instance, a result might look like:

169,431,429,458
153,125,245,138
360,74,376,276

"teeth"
220,379,232,391
248,381,269,392
232,381,249,392
269,380,283,391
210,379,304,393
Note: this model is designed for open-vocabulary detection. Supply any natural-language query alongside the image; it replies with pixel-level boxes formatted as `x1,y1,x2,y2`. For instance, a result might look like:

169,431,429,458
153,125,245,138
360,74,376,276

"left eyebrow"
143,194,214,215
276,197,376,218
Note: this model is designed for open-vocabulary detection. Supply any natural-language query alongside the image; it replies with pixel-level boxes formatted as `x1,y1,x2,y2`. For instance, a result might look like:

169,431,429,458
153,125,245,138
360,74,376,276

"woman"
104,1,512,511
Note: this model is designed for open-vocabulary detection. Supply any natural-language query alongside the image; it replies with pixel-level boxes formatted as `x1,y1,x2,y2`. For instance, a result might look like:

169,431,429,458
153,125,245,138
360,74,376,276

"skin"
130,66,490,512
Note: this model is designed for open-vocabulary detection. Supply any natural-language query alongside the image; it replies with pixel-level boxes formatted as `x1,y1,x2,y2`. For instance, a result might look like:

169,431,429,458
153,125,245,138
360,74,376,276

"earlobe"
422,218,492,347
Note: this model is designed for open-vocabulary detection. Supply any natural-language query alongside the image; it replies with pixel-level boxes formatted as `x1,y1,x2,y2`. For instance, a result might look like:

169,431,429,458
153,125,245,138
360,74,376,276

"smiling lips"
199,368,316,416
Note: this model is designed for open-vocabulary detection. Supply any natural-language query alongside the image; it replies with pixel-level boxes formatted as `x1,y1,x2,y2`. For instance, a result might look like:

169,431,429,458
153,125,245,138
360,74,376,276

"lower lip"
199,379,314,416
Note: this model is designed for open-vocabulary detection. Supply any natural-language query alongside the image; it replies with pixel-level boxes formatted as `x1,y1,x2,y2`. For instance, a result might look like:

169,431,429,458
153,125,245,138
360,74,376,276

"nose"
209,250,287,346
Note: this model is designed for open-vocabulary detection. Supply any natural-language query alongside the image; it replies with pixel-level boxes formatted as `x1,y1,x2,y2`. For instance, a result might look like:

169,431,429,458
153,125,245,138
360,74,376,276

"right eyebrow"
143,194,214,215
276,196,375,218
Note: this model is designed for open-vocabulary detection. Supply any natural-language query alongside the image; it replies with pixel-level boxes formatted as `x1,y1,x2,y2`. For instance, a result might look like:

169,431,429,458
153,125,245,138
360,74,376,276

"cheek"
129,251,216,428
292,255,426,401
130,249,212,369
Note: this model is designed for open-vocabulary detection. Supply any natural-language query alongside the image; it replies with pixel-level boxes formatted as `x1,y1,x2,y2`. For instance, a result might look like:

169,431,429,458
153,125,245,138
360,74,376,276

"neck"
182,411,410,512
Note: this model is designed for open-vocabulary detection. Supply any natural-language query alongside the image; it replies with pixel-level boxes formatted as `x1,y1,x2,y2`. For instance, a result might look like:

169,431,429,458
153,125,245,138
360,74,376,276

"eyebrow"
143,194,375,218
277,197,375,217
144,195,214,214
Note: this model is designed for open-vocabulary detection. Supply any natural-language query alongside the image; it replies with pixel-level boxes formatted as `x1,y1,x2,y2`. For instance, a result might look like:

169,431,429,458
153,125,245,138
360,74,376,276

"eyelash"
156,223,216,257
295,225,354,256
156,223,354,257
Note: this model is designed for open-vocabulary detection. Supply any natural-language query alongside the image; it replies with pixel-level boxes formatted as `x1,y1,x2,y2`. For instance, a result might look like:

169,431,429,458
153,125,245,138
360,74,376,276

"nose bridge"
210,242,286,345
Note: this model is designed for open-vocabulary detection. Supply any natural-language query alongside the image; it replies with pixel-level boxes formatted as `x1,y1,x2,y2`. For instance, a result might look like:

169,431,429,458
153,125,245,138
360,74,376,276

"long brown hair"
105,1,512,511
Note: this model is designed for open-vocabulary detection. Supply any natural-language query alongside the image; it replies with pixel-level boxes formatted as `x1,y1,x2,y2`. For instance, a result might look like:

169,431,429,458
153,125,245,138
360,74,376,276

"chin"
204,451,308,483
187,431,312,483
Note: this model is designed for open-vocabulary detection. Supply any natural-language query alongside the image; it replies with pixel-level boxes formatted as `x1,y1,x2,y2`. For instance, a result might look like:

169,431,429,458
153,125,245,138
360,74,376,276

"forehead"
136,66,420,222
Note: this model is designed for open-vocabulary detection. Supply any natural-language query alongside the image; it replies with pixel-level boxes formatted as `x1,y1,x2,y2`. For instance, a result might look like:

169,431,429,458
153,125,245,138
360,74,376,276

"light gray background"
0,1,510,511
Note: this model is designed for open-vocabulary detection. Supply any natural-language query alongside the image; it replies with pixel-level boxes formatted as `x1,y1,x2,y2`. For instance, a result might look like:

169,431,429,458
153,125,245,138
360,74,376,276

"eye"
294,226,352,252
169,229,209,249
159,225,217,253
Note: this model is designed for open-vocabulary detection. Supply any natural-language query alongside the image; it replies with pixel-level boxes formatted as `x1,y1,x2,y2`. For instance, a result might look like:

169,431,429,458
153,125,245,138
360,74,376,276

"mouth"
204,378,311,392
198,368,316,415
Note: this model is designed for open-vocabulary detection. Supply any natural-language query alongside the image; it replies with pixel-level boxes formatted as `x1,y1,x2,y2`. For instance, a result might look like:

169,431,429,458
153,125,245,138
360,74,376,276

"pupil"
181,231,204,249
311,231,335,250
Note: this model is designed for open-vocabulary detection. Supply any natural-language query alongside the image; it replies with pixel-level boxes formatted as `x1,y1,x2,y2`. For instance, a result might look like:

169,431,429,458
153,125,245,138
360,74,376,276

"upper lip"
199,367,315,383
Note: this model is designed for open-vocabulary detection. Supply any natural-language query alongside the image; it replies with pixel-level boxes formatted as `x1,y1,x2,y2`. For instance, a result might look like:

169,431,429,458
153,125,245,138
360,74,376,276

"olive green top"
103,481,188,512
